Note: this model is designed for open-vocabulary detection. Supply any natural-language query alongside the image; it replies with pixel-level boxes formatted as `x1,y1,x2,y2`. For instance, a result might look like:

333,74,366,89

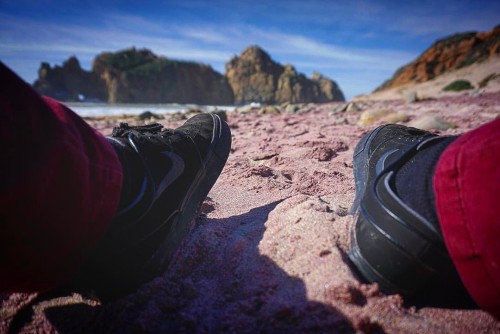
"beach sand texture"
2,92,500,333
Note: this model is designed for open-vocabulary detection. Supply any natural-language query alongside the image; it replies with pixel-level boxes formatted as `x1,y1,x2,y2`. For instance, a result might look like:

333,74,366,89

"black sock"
394,136,457,231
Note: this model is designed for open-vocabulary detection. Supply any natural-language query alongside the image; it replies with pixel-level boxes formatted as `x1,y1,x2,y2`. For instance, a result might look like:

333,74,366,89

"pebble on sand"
410,115,455,131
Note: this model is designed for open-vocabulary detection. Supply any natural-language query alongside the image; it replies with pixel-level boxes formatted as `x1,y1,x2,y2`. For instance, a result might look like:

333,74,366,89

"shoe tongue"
111,123,130,137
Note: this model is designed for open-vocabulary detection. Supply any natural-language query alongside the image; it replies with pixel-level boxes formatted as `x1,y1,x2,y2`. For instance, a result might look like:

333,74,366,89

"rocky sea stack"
34,56,107,102
35,48,234,104
225,46,344,104
375,25,500,92
33,46,345,104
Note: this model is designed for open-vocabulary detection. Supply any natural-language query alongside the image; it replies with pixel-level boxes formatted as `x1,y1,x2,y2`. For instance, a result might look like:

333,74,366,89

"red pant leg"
434,118,500,318
0,63,123,292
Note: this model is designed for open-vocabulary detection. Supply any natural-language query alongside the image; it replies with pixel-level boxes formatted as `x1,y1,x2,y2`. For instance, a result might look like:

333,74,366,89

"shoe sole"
348,125,403,292
348,127,454,296
348,214,414,294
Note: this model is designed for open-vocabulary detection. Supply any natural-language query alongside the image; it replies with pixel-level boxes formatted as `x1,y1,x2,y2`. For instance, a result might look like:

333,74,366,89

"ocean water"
66,102,235,117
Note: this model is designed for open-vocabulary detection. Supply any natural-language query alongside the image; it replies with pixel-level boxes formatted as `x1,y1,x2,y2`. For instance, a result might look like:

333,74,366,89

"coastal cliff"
375,25,500,92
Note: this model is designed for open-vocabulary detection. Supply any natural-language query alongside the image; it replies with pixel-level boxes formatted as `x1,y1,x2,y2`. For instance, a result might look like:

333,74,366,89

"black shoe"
72,113,231,300
348,124,460,296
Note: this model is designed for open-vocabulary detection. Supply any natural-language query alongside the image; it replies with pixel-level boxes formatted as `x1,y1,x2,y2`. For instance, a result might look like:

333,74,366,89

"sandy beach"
1,91,500,333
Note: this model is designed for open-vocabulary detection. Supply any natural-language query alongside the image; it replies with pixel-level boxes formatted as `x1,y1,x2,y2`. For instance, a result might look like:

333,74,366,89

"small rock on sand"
358,108,392,126
410,115,455,131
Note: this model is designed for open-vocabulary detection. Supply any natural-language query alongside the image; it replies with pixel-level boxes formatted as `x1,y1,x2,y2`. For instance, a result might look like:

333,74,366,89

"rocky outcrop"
33,48,233,104
92,48,233,104
375,25,500,92
33,57,107,102
311,71,346,102
33,46,345,104
225,46,344,104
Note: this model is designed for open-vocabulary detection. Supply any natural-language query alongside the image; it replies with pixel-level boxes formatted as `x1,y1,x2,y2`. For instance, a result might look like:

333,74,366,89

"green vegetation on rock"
442,80,474,92
433,32,476,50
457,55,480,69
126,59,172,77
457,30,499,68
101,48,156,70
100,48,176,79
479,73,499,88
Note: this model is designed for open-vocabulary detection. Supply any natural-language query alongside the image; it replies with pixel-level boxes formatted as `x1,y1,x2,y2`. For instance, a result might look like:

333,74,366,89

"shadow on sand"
11,201,383,333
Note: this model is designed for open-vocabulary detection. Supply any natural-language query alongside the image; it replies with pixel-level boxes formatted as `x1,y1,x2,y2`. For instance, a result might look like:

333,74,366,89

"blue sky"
0,0,498,100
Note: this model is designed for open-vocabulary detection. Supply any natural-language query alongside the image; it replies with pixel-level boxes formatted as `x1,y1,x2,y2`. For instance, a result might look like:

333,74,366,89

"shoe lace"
112,122,183,147
111,122,164,137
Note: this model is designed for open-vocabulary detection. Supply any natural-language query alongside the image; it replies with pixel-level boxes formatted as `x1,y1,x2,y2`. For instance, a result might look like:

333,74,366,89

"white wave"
65,102,235,117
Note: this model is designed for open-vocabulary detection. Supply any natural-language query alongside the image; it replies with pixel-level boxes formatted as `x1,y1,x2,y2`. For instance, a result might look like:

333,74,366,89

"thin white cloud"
388,14,499,37
220,26,415,72
174,26,231,44
0,42,104,55
103,14,169,33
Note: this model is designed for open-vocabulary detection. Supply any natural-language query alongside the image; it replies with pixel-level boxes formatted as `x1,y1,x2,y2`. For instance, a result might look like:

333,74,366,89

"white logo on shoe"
154,151,185,200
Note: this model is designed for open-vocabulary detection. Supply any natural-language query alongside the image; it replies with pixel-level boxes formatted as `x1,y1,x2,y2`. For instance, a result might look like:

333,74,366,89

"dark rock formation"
33,56,107,102
226,46,345,104
376,25,500,92
92,48,233,104
33,46,345,104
